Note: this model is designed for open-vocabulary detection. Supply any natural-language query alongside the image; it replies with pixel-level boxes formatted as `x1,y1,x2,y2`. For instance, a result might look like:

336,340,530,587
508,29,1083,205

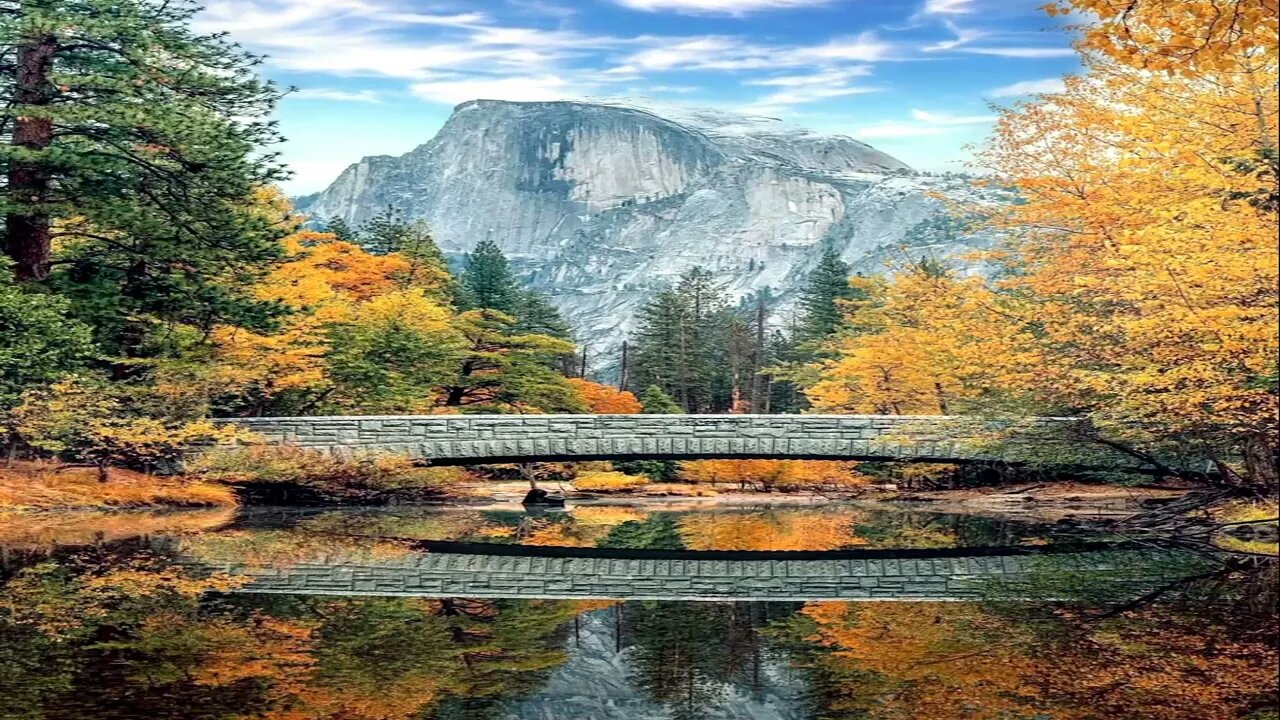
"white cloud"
922,20,984,52
795,33,895,63
746,67,872,87
960,46,1076,58
613,0,832,15
910,108,995,125
921,0,974,14
611,32,894,75
290,88,383,102
988,77,1066,97
853,107,994,139
409,74,582,104
856,123,949,138
739,68,878,114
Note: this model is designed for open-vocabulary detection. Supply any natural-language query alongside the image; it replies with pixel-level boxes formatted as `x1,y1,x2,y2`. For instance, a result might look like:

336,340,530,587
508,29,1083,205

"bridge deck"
215,414,1159,472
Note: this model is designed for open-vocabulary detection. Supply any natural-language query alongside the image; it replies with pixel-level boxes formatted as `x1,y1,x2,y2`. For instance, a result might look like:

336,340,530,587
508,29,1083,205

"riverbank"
0,462,237,511
0,458,1227,527
453,478,1195,520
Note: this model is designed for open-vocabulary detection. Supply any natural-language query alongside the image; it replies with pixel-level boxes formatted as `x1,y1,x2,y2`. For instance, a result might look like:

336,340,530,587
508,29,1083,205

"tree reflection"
0,548,584,720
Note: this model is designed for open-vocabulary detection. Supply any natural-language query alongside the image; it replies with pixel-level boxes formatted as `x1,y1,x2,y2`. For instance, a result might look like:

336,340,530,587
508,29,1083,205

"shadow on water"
1,503,1275,719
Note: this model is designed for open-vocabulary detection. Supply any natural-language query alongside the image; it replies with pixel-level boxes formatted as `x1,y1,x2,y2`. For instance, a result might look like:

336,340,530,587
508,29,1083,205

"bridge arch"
217,414,1156,472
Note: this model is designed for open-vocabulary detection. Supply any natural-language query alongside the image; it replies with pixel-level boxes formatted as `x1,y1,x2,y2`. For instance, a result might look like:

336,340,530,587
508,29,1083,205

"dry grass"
1213,498,1280,525
643,483,718,497
571,470,650,493
1212,498,1279,557
0,461,237,510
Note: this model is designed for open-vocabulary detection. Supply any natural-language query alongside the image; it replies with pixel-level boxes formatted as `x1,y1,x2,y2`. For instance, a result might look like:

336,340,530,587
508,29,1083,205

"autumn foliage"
806,0,1279,489
568,379,643,414
679,459,868,491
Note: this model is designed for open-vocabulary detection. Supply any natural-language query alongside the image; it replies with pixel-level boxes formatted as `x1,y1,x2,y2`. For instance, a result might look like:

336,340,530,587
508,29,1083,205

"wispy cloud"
921,0,976,14
410,74,580,104
609,32,895,75
290,88,383,103
959,46,1075,58
613,0,833,15
855,107,994,138
923,20,985,52
910,108,996,125
988,77,1066,96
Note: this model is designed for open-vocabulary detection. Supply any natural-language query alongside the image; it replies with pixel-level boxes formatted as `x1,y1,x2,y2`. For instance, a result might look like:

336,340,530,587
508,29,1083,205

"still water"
1,503,1276,720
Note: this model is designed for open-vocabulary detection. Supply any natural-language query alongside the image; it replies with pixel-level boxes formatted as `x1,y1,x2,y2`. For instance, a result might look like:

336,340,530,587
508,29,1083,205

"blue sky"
194,0,1083,195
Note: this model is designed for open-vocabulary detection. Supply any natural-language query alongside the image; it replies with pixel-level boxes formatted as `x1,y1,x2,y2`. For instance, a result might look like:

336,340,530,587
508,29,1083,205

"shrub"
12,376,248,480
190,444,466,499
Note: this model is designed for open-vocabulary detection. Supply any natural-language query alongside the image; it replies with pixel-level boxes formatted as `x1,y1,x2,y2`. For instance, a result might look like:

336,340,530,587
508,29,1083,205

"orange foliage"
678,459,867,490
571,470,650,492
209,230,457,410
568,379,642,414
678,509,867,551
801,602,1052,720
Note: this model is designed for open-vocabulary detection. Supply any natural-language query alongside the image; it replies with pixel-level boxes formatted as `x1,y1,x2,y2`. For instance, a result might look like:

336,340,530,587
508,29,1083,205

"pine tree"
356,208,457,302
629,268,744,412
0,0,289,356
324,216,357,243
513,289,571,339
639,385,681,414
460,238,520,315
796,248,859,343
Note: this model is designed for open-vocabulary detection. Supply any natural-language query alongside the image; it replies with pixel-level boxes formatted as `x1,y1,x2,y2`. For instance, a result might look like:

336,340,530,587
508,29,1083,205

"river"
1,502,1276,720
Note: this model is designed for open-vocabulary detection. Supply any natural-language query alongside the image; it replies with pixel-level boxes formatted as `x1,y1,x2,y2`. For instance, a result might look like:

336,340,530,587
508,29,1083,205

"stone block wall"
214,414,1142,469
203,549,1074,601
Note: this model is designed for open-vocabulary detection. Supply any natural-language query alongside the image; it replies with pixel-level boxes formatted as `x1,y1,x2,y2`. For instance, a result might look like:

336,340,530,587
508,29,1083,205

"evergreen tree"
357,208,457,302
0,270,94,412
437,309,585,413
324,216,357,243
796,248,860,343
629,267,735,412
0,0,289,356
513,289,571,339
460,238,520,315
639,385,681,414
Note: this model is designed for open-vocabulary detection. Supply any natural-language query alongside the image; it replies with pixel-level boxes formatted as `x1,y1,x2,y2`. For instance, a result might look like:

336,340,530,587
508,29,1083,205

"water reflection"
1,505,1275,720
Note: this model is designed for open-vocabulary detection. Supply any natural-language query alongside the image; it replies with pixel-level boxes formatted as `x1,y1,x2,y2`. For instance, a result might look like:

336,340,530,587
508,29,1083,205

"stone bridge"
217,414,1156,472
198,541,1144,602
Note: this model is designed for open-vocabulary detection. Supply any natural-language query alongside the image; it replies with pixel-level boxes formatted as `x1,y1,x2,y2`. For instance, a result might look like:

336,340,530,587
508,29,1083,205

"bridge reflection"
199,540,1163,602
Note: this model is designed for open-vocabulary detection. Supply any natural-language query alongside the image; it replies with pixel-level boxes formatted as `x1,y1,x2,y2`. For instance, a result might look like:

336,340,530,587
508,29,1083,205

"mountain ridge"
301,99,998,370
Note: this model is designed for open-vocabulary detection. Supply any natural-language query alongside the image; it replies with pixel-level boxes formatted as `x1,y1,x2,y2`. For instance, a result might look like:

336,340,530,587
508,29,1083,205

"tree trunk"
750,297,766,413
1241,433,1278,492
5,33,58,281
3,433,17,468
618,341,629,392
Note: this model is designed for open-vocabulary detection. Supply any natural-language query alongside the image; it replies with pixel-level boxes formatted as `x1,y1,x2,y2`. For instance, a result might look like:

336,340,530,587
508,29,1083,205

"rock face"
302,100,997,367
497,609,807,720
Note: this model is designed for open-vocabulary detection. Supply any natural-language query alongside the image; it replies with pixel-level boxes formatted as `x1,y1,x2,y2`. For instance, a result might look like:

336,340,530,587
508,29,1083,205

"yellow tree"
806,270,1034,416
806,0,1278,488
209,230,418,414
977,1,1279,486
